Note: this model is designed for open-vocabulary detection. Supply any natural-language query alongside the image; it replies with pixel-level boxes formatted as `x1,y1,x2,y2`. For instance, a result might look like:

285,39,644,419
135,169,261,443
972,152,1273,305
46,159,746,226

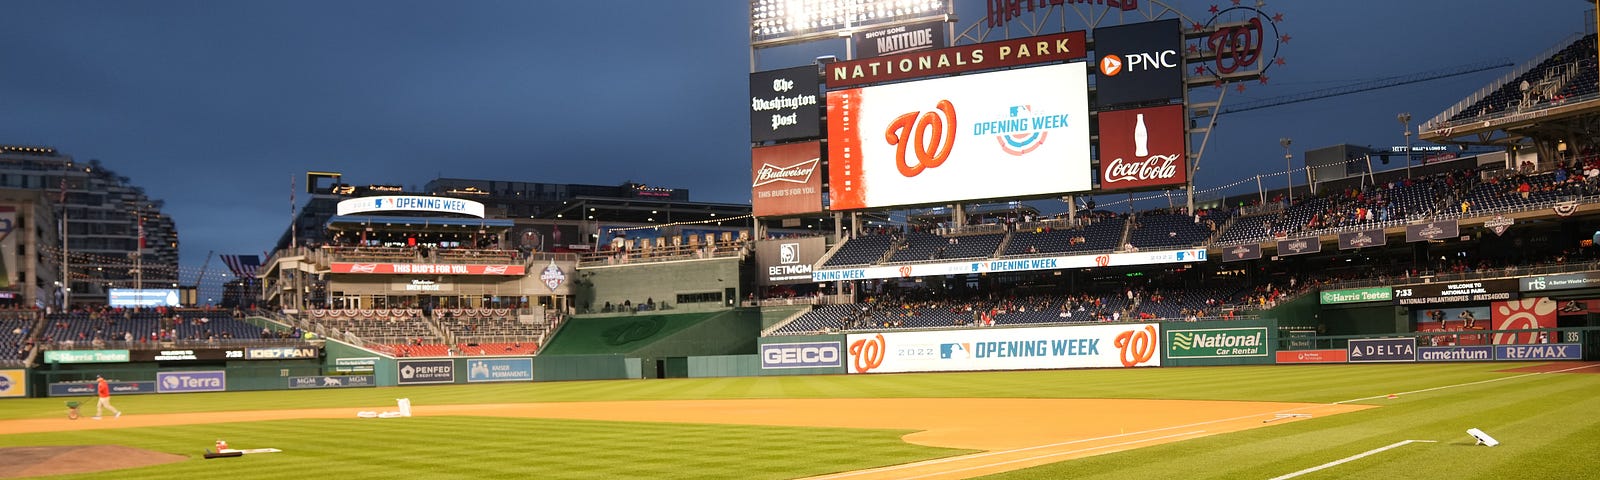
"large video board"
827,62,1091,210
1093,19,1184,108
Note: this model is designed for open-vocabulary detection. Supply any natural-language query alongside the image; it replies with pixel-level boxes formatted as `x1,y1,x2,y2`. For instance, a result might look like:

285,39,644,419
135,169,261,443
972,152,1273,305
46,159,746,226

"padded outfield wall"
573,257,743,313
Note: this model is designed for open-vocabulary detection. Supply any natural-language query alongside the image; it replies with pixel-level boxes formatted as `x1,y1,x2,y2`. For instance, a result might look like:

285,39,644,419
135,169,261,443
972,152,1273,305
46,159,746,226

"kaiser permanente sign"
1320,287,1393,305
812,249,1206,282
336,196,485,218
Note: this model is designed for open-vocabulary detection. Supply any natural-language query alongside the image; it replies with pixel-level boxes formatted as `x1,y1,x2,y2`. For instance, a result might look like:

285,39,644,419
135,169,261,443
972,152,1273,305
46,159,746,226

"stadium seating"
823,234,895,266
1002,216,1126,256
1128,213,1215,250
1446,34,1599,124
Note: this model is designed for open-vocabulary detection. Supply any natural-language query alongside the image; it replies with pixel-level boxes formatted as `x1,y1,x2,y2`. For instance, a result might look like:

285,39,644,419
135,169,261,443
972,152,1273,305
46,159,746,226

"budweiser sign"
752,141,824,217
329,263,527,276
1097,105,1187,191
752,157,819,187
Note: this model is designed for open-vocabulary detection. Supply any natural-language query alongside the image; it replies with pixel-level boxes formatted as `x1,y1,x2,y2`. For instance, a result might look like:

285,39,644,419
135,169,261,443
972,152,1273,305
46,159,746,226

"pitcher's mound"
0,445,186,478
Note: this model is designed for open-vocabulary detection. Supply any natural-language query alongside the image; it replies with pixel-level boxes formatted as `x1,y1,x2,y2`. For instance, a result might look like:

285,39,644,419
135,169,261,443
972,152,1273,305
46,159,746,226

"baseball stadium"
4,1,1600,479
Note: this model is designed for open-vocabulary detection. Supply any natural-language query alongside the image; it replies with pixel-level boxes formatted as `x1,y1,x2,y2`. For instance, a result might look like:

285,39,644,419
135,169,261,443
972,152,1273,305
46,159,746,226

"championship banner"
1276,237,1322,256
751,141,824,217
1097,105,1186,191
329,263,526,276
749,65,822,143
845,323,1160,374
1220,243,1262,262
1406,220,1459,242
1491,298,1557,345
827,62,1091,210
1337,229,1386,250
851,19,947,58
825,31,1086,88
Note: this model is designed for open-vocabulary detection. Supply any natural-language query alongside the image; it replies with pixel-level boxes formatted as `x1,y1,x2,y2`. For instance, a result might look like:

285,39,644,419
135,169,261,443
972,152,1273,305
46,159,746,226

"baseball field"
1,362,1597,479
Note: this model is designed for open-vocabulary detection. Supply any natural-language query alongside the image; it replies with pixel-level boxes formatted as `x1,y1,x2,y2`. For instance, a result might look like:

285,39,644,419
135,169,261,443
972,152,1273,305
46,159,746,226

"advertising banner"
1276,237,1322,256
1393,279,1519,306
826,31,1087,88
246,346,320,360
1166,327,1268,359
1275,349,1348,364
1406,220,1460,242
0,369,24,398
851,19,947,58
131,348,243,362
844,323,1160,374
827,62,1091,210
1220,243,1262,262
43,350,130,364
329,263,526,276
1093,19,1183,107
1097,105,1186,191
156,370,227,393
1521,272,1600,292
333,357,378,374
49,381,155,397
1321,287,1393,305
398,359,455,385
288,375,375,389
755,237,825,285
1417,346,1494,362
1491,298,1558,345
813,248,1205,282
760,341,843,369
108,289,181,308
1347,338,1417,363
751,141,824,217
1337,229,1387,250
1495,343,1582,361
335,196,484,218
466,358,534,383
513,222,584,252
750,65,822,143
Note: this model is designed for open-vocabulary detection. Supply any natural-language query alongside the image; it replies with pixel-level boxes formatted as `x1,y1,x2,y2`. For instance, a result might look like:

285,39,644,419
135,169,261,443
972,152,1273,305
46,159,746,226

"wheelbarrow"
66,401,81,420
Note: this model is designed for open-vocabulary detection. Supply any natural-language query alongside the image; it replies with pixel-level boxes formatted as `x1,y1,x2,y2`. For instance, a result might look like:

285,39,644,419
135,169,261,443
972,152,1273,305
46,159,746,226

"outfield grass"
1,362,1597,479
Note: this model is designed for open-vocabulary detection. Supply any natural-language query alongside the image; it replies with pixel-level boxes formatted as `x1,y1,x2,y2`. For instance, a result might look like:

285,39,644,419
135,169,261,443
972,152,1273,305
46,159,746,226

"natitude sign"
1097,105,1186,191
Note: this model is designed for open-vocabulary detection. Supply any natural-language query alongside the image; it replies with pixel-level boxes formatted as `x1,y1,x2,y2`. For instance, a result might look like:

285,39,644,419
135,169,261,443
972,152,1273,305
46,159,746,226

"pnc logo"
849,334,886,373
1114,325,1158,367
1099,54,1124,76
888,99,957,177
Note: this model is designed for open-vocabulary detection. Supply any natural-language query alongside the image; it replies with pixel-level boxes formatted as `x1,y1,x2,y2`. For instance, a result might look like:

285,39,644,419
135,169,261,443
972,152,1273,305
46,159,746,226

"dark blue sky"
0,1,1587,298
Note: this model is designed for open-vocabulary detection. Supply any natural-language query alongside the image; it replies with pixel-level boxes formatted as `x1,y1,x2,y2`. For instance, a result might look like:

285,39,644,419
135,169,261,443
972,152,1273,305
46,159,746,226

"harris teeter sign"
1320,287,1393,305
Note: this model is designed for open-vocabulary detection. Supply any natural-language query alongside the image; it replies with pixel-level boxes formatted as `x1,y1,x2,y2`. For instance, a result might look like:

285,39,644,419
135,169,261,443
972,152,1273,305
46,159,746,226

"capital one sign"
1098,105,1187,191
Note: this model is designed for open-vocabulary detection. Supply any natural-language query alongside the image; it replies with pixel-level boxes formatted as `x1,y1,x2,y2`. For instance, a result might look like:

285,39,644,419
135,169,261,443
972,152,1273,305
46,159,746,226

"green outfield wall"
1162,318,1278,366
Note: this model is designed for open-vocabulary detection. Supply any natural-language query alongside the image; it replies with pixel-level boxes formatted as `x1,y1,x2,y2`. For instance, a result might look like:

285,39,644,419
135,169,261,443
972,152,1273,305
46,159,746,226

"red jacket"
97,378,110,398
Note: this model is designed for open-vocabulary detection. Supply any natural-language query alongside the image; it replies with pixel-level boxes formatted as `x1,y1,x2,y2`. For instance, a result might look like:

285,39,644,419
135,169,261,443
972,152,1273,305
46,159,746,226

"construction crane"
1217,60,1514,115
189,250,214,305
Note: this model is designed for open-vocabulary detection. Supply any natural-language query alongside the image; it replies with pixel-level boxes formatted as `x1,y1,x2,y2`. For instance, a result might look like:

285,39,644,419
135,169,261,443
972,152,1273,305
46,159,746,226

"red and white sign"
751,141,824,217
1275,349,1349,364
827,62,1091,210
1491,297,1557,345
329,263,527,276
1097,104,1186,191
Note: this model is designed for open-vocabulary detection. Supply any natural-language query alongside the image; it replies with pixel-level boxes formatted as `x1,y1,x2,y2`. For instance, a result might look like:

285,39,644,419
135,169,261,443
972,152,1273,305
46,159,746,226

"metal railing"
1425,32,1583,130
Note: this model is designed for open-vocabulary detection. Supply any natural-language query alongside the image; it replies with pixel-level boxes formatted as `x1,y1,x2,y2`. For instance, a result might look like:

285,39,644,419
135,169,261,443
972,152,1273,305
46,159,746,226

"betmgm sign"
755,237,825,285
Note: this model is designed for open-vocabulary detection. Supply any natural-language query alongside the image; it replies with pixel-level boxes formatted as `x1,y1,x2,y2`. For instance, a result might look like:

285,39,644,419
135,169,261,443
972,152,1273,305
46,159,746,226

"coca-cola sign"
1097,105,1186,191
751,141,824,217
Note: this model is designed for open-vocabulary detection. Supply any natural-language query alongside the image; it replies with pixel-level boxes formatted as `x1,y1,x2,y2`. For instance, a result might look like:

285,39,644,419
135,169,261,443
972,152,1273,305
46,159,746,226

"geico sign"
1099,50,1178,77
763,344,841,366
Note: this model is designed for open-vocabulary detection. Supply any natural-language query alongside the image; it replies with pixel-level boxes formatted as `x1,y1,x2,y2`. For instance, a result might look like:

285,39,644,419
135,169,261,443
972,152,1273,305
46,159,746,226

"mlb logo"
939,343,970,359
374,198,383,208
1176,252,1185,261
780,243,799,264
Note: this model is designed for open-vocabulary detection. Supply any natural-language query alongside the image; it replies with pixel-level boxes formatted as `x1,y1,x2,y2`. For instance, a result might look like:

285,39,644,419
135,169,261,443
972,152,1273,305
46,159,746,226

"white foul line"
896,430,1208,480
1267,440,1436,480
1336,363,1600,404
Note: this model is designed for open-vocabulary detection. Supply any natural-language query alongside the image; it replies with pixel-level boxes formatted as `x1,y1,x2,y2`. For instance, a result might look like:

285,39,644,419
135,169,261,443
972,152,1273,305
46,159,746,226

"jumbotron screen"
827,62,1091,210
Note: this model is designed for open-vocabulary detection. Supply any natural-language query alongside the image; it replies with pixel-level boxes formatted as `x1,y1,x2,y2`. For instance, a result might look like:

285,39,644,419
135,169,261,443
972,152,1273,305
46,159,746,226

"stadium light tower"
1280,137,1293,201
1398,112,1413,179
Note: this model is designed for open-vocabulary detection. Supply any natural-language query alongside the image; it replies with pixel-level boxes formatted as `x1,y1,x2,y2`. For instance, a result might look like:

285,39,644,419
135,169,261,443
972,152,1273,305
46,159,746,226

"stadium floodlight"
1280,137,1293,200
1398,112,1413,179
751,0,949,48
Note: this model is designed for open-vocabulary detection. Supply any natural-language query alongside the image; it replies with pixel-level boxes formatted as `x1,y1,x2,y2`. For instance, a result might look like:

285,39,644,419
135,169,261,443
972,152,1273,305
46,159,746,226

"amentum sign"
749,65,821,143
828,62,1090,210
1097,105,1186,191
1167,327,1268,359
1093,19,1183,107
336,196,485,218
